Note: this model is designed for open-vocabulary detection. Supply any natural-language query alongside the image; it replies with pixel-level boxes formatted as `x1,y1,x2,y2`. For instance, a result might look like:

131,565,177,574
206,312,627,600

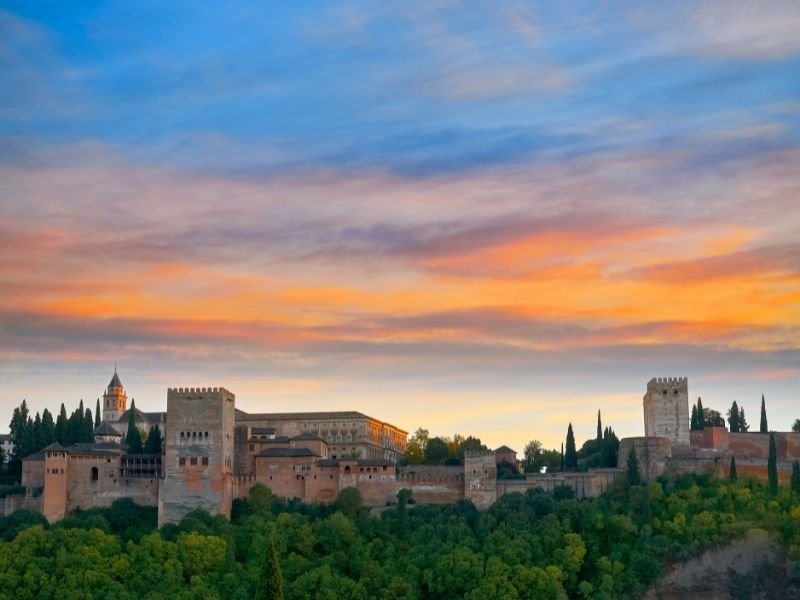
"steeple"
102,365,127,423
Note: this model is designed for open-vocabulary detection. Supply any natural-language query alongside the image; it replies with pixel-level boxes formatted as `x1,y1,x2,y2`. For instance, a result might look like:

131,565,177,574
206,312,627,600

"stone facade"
624,377,800,484
643,377,689,445
159,387,236,526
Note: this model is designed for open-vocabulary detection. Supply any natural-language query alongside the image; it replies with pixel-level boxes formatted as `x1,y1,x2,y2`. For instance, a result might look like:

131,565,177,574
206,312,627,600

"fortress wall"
464,452,497,509
1,494,42,517
160,387,236,526
690,430,800,461
690,427,729,450
498,469,624,500
619,437,672,481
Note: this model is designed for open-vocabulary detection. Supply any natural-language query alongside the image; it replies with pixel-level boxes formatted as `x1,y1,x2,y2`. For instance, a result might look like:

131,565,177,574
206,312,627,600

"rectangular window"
179,458,186,466
202,457,209,466
190,457,198,466
249,444,254,451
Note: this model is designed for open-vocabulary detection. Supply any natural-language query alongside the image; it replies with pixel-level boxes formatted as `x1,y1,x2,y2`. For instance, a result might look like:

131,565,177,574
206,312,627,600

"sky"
1,1,799,451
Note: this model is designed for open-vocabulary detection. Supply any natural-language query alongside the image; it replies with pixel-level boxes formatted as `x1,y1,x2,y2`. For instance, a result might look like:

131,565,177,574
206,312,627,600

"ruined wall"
159,387,235,526
643,377,690,445
618,437,672,481
464,451,497,509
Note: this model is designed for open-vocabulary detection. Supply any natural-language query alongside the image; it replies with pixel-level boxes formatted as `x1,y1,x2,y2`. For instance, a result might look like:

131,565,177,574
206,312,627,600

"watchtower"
159,387,236,526
643,377,689,445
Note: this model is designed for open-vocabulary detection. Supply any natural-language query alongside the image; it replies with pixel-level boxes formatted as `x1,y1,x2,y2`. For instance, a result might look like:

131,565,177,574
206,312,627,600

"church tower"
102,367,127,423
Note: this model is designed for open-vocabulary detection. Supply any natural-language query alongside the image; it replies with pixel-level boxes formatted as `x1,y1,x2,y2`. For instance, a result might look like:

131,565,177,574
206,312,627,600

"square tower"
159,387,235,526
643,377,689,445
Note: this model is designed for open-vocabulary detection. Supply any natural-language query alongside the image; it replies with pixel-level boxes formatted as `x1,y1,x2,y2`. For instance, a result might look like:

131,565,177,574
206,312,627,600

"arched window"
91,467,99,481
344,465,351,473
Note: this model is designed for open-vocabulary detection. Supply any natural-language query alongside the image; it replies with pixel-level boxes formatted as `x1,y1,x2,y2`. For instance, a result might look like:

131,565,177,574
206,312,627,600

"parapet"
167,387,234,397
646,377,688,392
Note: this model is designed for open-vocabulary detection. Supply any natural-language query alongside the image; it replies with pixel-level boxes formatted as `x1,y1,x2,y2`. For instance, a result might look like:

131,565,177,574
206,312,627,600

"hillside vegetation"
0,474,798,599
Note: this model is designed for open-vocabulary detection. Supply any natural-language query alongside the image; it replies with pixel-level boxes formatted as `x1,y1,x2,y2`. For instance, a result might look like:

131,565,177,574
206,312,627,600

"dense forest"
0,471,799,599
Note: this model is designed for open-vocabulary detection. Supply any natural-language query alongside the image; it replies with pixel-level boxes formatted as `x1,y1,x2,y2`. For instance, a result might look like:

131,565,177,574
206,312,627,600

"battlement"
646,377,687,392
463,450,496,459
167,387,233,396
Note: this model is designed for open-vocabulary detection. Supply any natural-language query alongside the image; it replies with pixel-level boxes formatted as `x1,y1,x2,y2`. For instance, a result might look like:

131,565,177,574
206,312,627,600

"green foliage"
126,399,143,454
424,437,449,463
791,461,800,495
691,403,699,430
793,419,800,433
144,424,163,454
768,432,778,496
95,398,102,428
261,538,284,600
697,397,705,429
0,474,798,598
727,401,741,433
627,447,641,486
760,394,768,433
730,455,737,482
335,487,362,518
565,423,577,471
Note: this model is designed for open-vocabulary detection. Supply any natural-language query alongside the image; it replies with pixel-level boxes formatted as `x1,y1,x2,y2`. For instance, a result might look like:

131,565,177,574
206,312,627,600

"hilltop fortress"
5,373,799,524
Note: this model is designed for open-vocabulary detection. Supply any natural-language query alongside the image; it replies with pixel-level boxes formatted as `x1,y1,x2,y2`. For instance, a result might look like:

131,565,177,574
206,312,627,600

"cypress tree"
767,432,778,496
760,394,768,433
565,423,577,471
144,425,163,454
260,538,284,600
690,404,699,431
125,400,143,454
55,403,68,444
84,408,94,442
728,401,740,433
560,442,564,471
95,398,101,428
729,455,737,481
596,410,602,444
697,397,705,429
41,409,55,447
626,447,641,486
791,461,800,495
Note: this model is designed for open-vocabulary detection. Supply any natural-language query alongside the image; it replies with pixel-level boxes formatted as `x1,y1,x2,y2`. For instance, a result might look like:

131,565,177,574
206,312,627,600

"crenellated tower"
102,367,127,423
643,377,689,445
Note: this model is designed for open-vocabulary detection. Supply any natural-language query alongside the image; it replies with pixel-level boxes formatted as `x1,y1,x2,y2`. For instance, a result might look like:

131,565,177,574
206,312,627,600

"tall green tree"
626,447,641,486
523,439,542,472
83,408,94,442
697,397,705,429
144,425,162,454
560,442,564,471
729,455,737,481
40,409,55,448
9,400,32,462
690,404,699,431
791,461,800,496
424,437,449,463
767,432,778,496
738,408,750,432
760,394,768,433
727,401,741,433
125,400,143,454
564,424,577,470
596,410,602,444
55,403,68,444
794,419,800,433
95,399,101,428
260,538,284,600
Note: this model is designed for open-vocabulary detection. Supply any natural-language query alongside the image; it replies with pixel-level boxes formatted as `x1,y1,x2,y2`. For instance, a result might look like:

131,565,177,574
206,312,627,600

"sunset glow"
1,2,799,450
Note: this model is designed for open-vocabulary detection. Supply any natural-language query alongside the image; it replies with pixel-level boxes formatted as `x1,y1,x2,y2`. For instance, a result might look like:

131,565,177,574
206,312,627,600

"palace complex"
3,372,799,525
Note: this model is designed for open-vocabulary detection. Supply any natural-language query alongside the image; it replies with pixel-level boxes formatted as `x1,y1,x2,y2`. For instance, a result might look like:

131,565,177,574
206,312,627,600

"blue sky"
1,2,799,449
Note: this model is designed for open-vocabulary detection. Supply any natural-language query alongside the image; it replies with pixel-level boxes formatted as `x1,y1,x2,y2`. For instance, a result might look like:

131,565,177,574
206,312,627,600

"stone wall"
618,436,672,481
464,451,497,509
159,387,236,526
643,377,689,445
497,469,624,500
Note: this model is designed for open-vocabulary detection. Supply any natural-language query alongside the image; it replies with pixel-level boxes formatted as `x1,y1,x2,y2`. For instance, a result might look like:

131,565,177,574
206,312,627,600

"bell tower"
102,366,127,423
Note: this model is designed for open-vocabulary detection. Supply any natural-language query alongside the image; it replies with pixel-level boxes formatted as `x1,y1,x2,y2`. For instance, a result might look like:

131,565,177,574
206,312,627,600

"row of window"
178,456,209,466
180,431,210,439
46,468,64,474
